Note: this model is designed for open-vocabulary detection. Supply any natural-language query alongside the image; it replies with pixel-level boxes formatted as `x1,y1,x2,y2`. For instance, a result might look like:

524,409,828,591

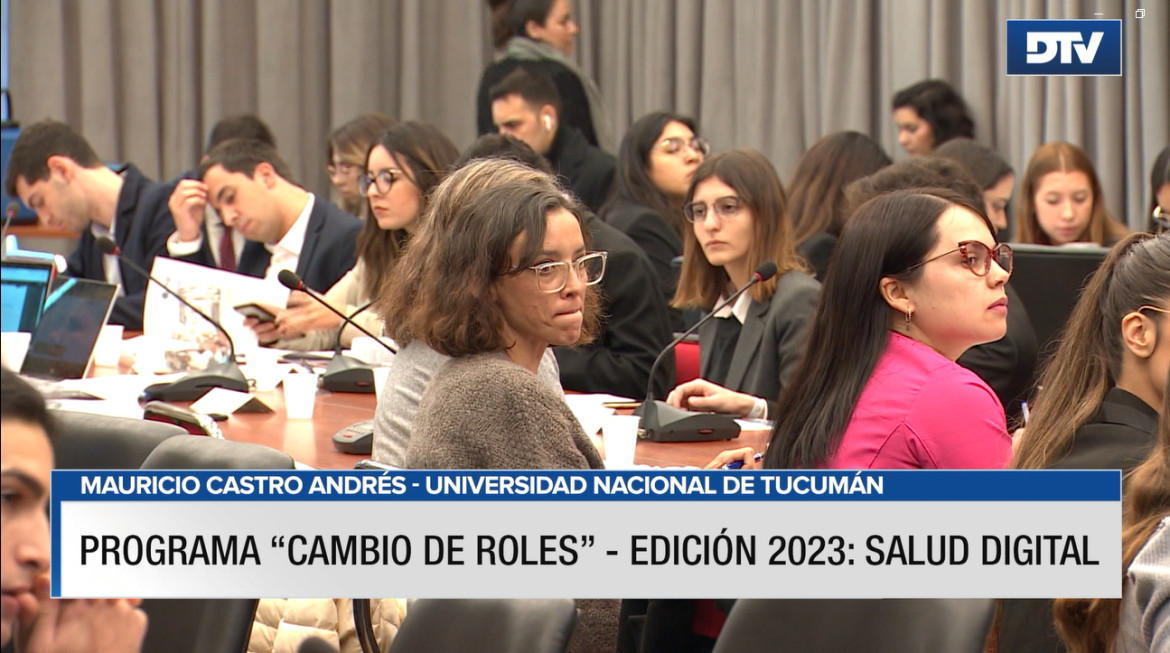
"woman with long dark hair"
275,122,459,349
998,233,1169,653
714,188,1013,470
602,111,707,330
787,131,891,280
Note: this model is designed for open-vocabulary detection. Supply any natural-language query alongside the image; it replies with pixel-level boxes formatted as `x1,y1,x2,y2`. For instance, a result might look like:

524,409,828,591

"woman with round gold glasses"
601,111,709,331
274,121,458,349
378,158,605,470
714,188,1014,471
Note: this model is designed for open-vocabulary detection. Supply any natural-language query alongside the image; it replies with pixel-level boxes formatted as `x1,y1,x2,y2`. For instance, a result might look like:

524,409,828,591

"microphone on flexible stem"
276,270,396,394
636,261,778,442
96,236,248,401
1,201,19,259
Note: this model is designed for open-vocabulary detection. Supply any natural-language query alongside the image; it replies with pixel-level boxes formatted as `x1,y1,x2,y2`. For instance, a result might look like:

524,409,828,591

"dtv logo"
1026,32,1103,64
1007,20,1121,76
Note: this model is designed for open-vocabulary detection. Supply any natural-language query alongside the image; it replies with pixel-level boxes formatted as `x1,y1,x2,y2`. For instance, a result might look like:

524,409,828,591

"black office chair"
712,599,994,653
139,433,296,469
49,410,185,469
387,599,578,653
135,435,292,653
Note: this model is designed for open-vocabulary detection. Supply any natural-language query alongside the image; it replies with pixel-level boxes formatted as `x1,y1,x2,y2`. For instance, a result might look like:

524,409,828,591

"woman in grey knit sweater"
377,157,605,471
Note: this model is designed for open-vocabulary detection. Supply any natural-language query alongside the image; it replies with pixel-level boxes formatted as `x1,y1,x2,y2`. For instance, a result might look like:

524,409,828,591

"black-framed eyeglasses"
906,241,1013,276
657,136,710,157
508,251,608,294
683,196,743,223
357,169,405,196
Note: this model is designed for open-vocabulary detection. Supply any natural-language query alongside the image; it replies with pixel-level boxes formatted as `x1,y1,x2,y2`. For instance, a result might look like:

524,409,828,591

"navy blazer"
554,214,673,399
698,270,820,404
66,164,176,331
179,196,361,294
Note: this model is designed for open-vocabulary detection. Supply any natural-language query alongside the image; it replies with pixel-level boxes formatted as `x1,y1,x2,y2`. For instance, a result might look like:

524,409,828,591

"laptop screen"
1,260,54,332
20,277,117,380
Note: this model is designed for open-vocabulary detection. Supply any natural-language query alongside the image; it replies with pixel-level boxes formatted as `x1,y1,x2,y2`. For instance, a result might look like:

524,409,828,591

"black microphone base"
141,360,249,402
321,355,375,394
636,400,741,442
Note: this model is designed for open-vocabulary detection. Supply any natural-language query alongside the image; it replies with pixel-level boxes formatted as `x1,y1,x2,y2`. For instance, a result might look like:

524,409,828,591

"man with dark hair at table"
456,134,673,399
168,138,361,344
1,367,147,651
490,66,615,213
167,114,278,270
4,119,177,330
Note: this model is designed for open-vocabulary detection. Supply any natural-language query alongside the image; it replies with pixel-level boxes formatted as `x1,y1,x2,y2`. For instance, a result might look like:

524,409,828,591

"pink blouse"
826,331,1011,469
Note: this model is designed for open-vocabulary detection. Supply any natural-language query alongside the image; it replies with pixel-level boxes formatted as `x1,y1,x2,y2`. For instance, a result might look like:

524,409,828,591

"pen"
723,453,763,470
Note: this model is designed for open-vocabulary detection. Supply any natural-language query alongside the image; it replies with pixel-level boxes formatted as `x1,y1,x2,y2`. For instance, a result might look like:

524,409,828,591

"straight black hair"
765,188,989,469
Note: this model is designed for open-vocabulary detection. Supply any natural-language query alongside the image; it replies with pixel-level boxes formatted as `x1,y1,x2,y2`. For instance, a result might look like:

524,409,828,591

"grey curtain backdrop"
9,0,1168,229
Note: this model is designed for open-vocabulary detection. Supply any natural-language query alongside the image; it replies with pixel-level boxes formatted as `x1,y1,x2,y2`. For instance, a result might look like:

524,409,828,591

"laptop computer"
1,259,54,332
1008,243,1109,361
20,277,117,380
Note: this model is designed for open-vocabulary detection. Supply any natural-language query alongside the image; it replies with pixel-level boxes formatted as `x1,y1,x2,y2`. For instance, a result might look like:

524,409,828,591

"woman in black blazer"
601,111,708,331
668,149,819,418
1001,232,1169,653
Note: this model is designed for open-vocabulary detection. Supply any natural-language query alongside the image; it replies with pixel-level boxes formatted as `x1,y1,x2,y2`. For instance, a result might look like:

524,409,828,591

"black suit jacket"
554,215,673,399
477,58,600,148
601,197,684,331
233,197,362,293
998,387,1158,653
66,164,176,330
697,270,820,404
547,126,615,213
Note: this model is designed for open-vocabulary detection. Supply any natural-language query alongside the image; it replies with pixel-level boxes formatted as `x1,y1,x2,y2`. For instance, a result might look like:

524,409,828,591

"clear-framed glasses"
683,196,743,223
907,240,1013,276
1153,205,1169,232
509,251,608,294
357,169,404,196
1137,305,1170,317
326,161,360,178
657,136,710,157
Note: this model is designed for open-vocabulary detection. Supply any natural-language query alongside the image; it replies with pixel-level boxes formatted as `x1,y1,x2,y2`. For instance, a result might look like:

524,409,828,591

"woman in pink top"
720,188,1013,470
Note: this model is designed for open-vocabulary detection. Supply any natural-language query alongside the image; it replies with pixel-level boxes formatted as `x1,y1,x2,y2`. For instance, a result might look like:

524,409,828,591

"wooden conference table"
193,386,770,471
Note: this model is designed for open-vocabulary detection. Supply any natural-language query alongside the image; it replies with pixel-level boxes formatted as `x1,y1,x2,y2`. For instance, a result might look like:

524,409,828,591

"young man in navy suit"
4,120,177,331
166,138,361,345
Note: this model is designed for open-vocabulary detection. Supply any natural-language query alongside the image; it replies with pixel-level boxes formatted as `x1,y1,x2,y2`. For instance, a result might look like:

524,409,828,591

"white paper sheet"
143,257,290,357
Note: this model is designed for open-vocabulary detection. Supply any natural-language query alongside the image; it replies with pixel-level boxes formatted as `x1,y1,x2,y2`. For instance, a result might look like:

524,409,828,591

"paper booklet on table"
143,257,290,359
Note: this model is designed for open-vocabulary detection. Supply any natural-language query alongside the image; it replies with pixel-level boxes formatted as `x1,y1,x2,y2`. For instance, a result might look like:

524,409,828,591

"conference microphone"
636,261,778,442
322,301,382,394
1,201,19,259
95,236,248,401
278,270,396,350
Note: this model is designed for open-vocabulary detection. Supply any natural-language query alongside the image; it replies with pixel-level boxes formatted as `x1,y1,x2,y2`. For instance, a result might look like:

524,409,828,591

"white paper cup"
603,414,641,469
92,324,124,367
283,373,318,419
372,366,391,400
0,331,32,372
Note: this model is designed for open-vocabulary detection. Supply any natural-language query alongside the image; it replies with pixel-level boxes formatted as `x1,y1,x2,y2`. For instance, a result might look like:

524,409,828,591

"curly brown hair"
377,158,599,357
